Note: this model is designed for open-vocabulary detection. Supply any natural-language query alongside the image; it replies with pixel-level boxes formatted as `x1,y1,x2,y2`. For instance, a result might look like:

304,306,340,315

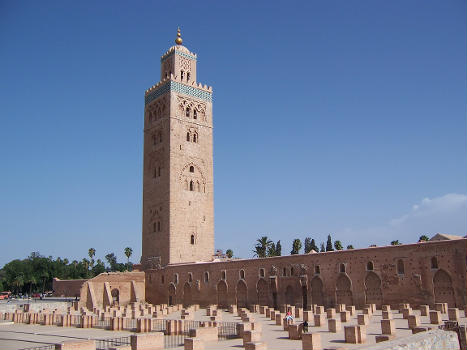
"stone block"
295,307,303,319
382,305,391,312
399,303,410,311
275,313,285,326
345,305,355,315
336,304,346,312
412,326,432,334
344,325,366,344
55,340,96,350
435,303,447,313
326,308,335,319
448,308,459,321
288,324,303,339
419,304,429,316
381,319,395,335
328,318,341,333
429,310,441,324
130,333,164,350
303,311,313,322
407,315,420,329
357,314,369,326
340,311,350,322
265,308,271,318
315,306,324,314
243,330,262,347
245,342,267,350
314,314,325,327
363,307,372,316
375,335,395,343
301,333,321,350
184,338,204,350
237,323,252,338
270,310,276,321
382,311,392,320
259,306,266,315
189,327,218,341
401,307,412,319
251,322,262,332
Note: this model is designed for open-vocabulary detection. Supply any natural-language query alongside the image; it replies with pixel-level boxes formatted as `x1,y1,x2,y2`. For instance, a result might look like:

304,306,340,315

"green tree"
419,235,429,242
304,237,312,253
320,242,325,252
88,248,96,267
267,242,276,257
346,245,354,249
334,240,343,250
105,253,118,271
275,240,282,256
253,236,272,258
225,249,233,258
391,240,401,246
124,247,133,264
290,239,302,255
310,239,319,252
326,235,334,251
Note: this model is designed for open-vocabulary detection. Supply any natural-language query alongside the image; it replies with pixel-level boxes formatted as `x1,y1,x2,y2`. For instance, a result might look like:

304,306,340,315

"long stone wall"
145,239,467,309
360,330,460,350
53,278,87,297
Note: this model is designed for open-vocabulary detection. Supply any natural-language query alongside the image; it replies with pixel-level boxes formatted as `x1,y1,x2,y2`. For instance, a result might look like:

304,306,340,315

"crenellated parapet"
145,74,212,105
160,45,197,62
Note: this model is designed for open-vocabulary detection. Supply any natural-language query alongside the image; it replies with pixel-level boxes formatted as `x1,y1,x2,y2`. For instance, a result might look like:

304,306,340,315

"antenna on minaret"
175,27,183,45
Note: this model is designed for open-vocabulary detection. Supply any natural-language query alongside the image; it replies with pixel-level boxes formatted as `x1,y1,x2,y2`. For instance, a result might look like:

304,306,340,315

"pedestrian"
302,320,309,333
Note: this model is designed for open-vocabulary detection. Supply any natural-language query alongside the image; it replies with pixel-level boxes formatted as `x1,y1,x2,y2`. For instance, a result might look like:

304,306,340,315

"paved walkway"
0,308,465,350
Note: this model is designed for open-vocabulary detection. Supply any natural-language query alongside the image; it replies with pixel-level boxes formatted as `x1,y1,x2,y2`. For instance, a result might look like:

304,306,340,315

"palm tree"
124,247,133,264
391,240,401,246
88,248,96,267
253,236,272,258
13,274,24,294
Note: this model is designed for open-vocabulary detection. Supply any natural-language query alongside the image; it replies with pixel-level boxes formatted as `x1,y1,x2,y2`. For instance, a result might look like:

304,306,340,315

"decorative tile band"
161,50,196,62
145,81,212,105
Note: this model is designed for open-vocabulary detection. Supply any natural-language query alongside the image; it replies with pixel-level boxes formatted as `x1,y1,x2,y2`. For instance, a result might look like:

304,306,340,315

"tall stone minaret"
141,29,214,268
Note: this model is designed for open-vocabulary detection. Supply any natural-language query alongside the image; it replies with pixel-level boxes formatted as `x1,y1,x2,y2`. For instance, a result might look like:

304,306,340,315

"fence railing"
218,321,239,339
94,317,111,329
18,345,55,350
95,336,131,350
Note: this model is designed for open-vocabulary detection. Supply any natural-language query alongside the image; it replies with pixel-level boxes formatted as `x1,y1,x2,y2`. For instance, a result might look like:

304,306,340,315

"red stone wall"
53,278,87,297
145,239,467,309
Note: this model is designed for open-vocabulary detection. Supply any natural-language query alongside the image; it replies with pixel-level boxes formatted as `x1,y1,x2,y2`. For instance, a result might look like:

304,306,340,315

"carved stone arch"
433,269,455,307
310,276,324,306
179,162,206,182
256,278,269,306
336,274,353,306
111,288,119,305
168,283,176,306
236,280,248,308
183,282,192,307
364,271,383,307
217,280,228,308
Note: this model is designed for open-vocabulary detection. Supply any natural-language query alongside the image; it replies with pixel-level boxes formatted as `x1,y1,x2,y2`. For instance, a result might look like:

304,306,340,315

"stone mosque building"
73,30,467,311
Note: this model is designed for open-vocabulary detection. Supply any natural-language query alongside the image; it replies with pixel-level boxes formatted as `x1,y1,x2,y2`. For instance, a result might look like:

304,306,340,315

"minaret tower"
141,29,214,268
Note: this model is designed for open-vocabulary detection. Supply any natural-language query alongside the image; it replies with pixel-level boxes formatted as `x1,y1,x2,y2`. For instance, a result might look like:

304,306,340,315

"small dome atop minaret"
175,28,183,45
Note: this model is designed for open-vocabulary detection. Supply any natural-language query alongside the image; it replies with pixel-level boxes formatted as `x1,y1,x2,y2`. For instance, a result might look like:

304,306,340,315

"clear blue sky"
1,1,465,267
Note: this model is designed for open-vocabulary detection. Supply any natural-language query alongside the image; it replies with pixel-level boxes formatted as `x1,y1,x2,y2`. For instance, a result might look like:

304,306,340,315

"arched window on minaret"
196,181,200,192
187,72,190,82
189,180,194,191
193,110,197,120
186,132,190,142
186,107,190,118
193,133,197,143
189,166,194,173
181,70,184,80
190,235,195,245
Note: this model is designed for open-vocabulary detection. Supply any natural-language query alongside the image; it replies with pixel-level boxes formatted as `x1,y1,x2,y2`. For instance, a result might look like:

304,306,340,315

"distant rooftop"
430,233,465,241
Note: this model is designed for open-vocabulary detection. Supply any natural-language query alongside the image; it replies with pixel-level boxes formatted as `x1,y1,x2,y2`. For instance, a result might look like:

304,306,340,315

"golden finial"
175,27,183,45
